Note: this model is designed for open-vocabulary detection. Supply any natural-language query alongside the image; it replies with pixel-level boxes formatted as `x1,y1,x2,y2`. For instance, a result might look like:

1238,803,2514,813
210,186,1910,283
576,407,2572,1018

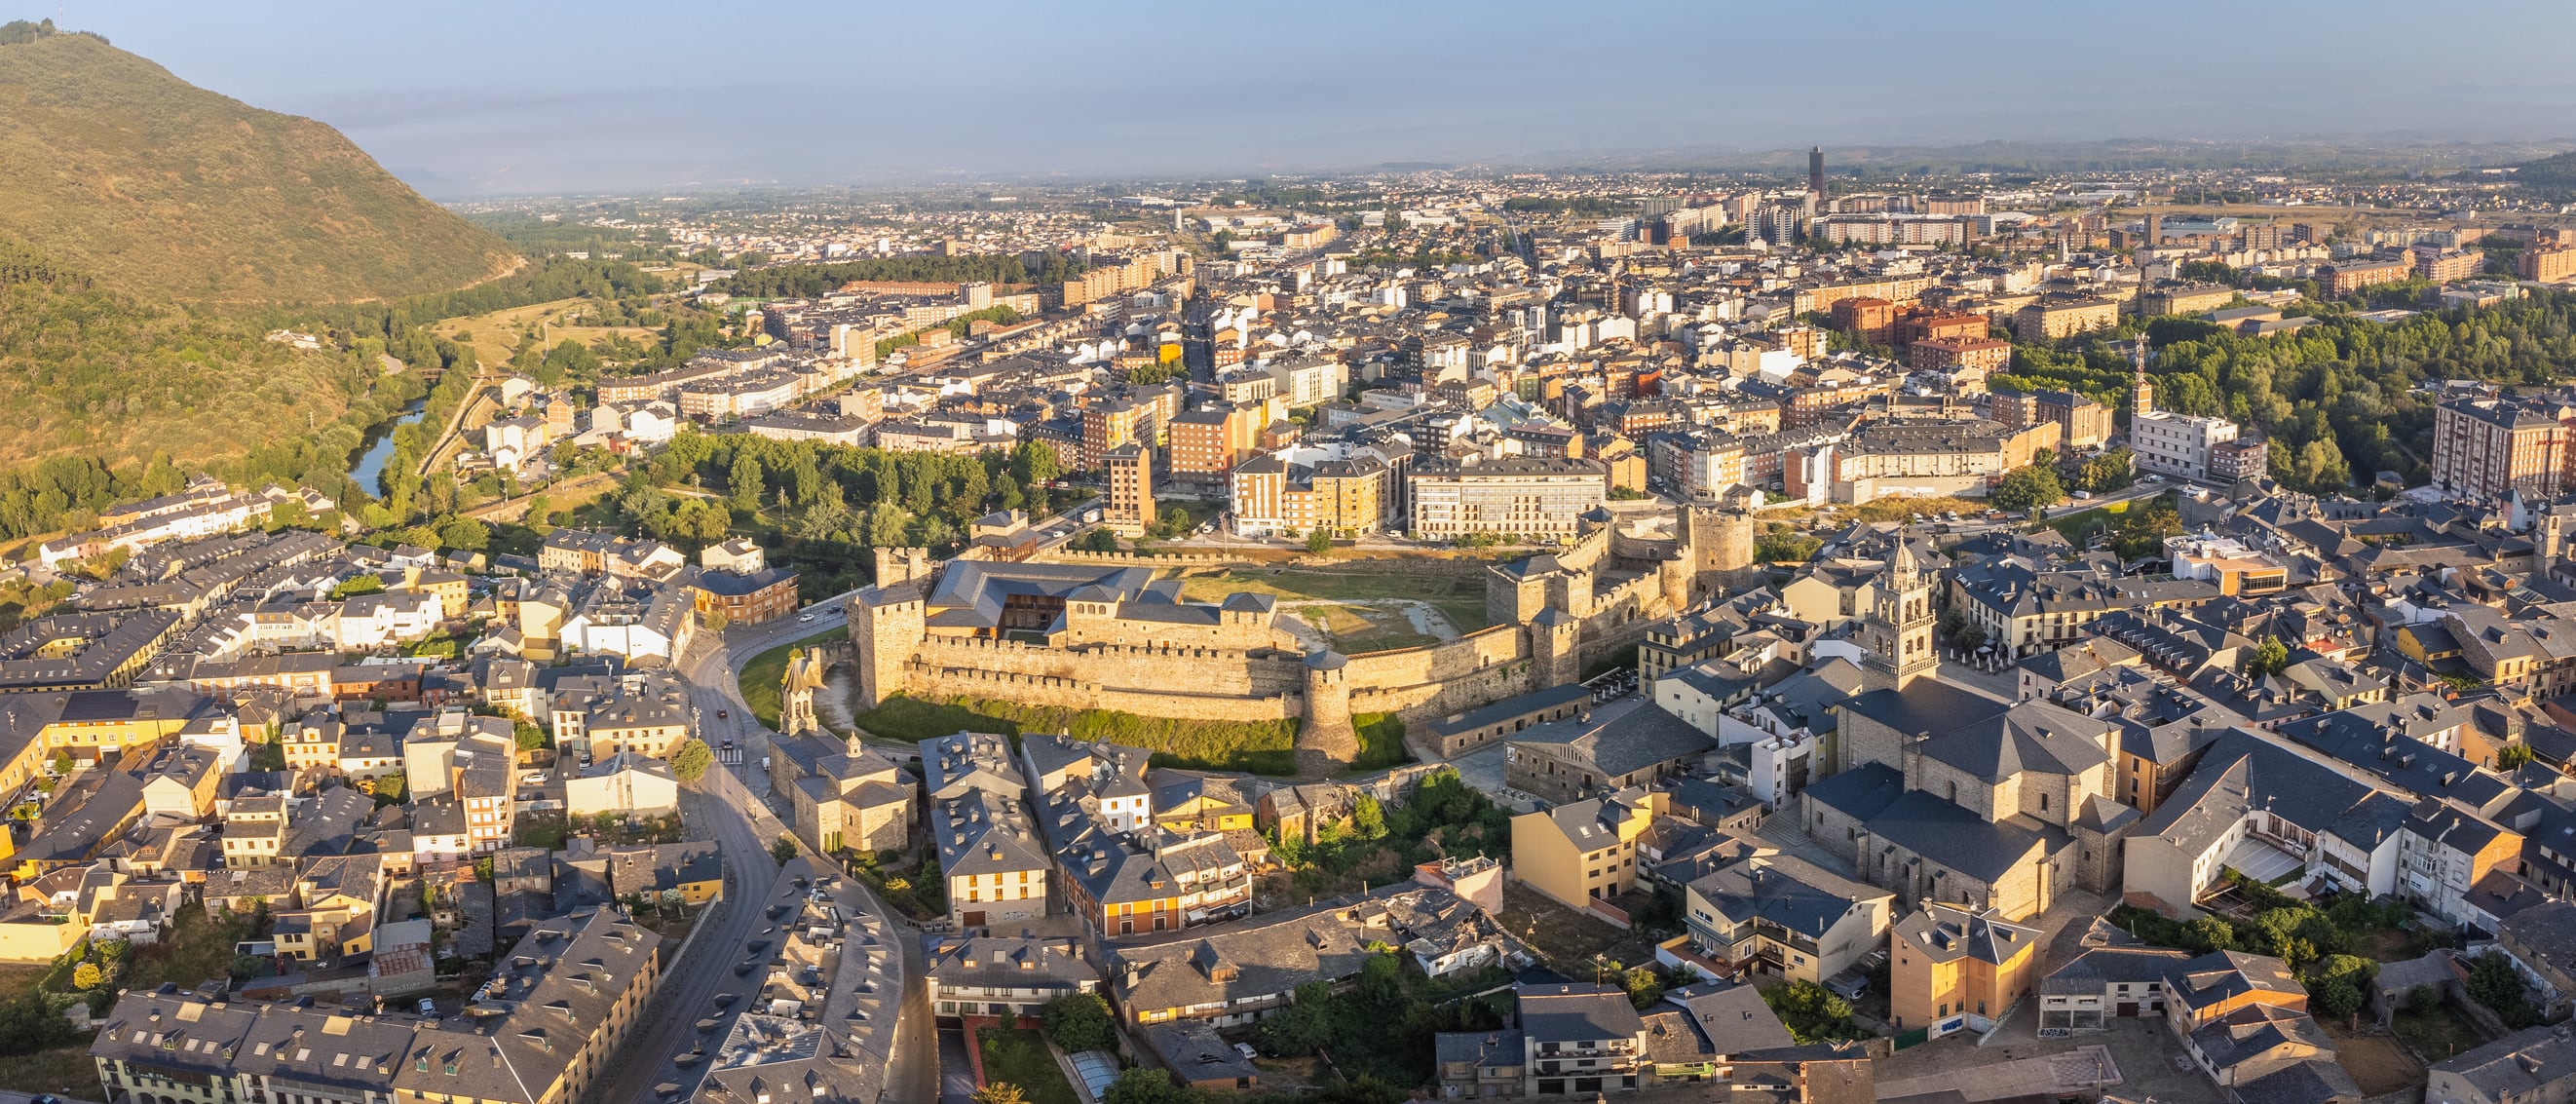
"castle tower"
1860,541,1937,694
1533,607,1581,688
2129,337,2154,419
849,588,925,710
1656,554,1689,615
1297,650,1360,775
872,546,930,587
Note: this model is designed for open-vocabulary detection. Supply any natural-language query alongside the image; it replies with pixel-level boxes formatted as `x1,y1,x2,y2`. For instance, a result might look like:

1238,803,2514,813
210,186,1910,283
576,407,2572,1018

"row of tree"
717,253,1088,299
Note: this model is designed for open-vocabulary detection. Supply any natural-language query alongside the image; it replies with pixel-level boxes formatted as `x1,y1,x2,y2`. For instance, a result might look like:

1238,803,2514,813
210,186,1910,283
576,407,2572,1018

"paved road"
593,692,780,1104
599,589,938,1104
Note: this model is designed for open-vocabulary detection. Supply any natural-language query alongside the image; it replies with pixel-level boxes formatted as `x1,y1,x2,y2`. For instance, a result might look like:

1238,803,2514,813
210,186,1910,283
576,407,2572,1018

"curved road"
598,592,935,1104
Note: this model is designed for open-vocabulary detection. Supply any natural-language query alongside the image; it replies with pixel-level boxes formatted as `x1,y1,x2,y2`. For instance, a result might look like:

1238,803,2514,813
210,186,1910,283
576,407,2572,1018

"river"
348,400,428,495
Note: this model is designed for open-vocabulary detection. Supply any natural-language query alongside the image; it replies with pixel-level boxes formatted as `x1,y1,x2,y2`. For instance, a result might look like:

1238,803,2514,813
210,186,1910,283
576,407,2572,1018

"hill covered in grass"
0,22,516,304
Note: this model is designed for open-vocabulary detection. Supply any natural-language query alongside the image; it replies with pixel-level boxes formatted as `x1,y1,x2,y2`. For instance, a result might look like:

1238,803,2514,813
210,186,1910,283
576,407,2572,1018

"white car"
797,612,816,624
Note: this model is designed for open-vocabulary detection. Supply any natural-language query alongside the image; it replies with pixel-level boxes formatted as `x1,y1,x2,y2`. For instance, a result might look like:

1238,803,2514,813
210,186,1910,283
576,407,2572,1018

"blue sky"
49,0,2576,195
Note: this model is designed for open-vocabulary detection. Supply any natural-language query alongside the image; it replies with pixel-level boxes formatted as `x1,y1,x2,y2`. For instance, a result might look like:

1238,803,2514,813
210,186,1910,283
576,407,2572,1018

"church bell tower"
1861,541,1938,694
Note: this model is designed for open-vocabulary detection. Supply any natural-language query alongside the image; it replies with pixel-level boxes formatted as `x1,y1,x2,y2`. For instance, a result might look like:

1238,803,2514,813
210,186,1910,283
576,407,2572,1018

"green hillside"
2508,150,2576,199
0,23,517,304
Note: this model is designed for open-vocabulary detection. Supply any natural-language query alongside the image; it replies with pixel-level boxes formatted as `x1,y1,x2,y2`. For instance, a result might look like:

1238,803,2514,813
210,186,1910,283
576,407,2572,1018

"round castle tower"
1297,649,1360,774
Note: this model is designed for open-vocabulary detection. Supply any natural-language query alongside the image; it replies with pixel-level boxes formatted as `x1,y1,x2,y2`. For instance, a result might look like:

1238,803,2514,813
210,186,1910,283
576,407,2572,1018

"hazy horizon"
45,0,2576,196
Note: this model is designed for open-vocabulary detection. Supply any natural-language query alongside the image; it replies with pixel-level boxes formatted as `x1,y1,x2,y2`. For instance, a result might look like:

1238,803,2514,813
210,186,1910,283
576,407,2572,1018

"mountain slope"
0,27,517,304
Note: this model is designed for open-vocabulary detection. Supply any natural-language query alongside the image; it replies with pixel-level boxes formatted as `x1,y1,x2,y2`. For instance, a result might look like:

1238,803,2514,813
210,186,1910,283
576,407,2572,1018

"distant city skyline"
46,0,2576,195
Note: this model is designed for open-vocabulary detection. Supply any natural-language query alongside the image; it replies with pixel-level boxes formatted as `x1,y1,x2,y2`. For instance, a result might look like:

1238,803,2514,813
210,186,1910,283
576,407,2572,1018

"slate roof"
2427,1023,2576,1103
2132,729,2412,857
1916,700,2112,782
1687,853,1889,941
1517,983,1646,1045
2040,946,2191,996
1837,679,2012,742
1509,698,1717,778
1895,903,2039,967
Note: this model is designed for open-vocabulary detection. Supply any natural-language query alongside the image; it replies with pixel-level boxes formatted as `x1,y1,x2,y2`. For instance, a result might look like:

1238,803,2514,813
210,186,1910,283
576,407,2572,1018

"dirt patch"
1496,882,1662,975
2326,1029,2421,1096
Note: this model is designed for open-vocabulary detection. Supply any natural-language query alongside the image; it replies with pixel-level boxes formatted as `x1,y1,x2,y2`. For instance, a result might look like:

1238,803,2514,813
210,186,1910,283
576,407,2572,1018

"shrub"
1040,993,1115,1052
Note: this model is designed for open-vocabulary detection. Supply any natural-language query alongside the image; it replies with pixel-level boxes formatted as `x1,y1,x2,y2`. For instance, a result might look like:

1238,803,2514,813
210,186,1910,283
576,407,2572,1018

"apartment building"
1511,786,1663,910
2133,408,2242,482
1408,456,1607,539
2318,258,2413,296
1992,389,2113,449
1908,335,2012,377
2522,247,2576,284
1889,904,2041,1038
1104,442,1155,535
2432,395,2568,499
2011,297,2120,340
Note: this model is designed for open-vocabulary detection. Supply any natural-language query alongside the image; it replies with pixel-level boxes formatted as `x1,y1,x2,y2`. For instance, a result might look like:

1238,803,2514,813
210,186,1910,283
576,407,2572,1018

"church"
1796,543,2140,921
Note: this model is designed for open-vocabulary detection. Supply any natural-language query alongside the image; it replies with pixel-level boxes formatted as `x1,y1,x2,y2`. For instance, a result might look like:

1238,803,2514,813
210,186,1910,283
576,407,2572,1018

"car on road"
418,999,437,1015
797,613,815,623
716,709,728,719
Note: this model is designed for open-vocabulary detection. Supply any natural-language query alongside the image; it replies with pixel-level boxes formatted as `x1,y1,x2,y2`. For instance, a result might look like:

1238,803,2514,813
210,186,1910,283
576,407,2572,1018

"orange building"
1897,310,1989,349
1890,904,2041,1038
1831,297,1898,346
1908,336,2012,375
2522,247,2576,284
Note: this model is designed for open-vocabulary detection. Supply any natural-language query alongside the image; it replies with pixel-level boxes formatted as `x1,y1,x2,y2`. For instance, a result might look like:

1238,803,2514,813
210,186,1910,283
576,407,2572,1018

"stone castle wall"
900,661,1300,722
1344,626,1535,724
908,635,1307,698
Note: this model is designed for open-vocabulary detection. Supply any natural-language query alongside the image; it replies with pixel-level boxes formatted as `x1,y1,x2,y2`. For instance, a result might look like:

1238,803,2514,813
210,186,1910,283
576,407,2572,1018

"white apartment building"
2132,409,2240,481
1408,457,1607,539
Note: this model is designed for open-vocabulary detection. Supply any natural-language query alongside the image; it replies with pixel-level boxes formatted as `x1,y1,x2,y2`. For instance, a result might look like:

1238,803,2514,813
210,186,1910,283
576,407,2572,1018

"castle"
847,496,1757,773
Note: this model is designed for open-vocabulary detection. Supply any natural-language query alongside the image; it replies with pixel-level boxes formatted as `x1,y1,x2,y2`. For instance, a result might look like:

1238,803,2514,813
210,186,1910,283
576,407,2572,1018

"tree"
1989,463,2065,513
1072,527,1118,553
1040,992,1116,1052
513,721,549,753
2184,915,2238,953
969,1085,1029,1104
72,962,101,990
670,738,714,783
2468,950,2542,1026
1352,793,1385,839
2245,635,2291,678
2310,977,2364,1018
1762,978,1862,1044
2497,743,2537,771
331,573,386,598
730,453,767,514
436,515,490,552
1621,965,1664,1010
2075,448,2136,493
1307,527,1334,554
773,834,800,864
1102,1067,1190,1104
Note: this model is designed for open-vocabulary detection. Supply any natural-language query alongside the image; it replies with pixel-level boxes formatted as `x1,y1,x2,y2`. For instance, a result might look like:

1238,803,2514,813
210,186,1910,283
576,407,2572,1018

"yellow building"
41,688,195,763
1890,904,2041,1038
1508,787,1661,910
1153,777,1254,833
